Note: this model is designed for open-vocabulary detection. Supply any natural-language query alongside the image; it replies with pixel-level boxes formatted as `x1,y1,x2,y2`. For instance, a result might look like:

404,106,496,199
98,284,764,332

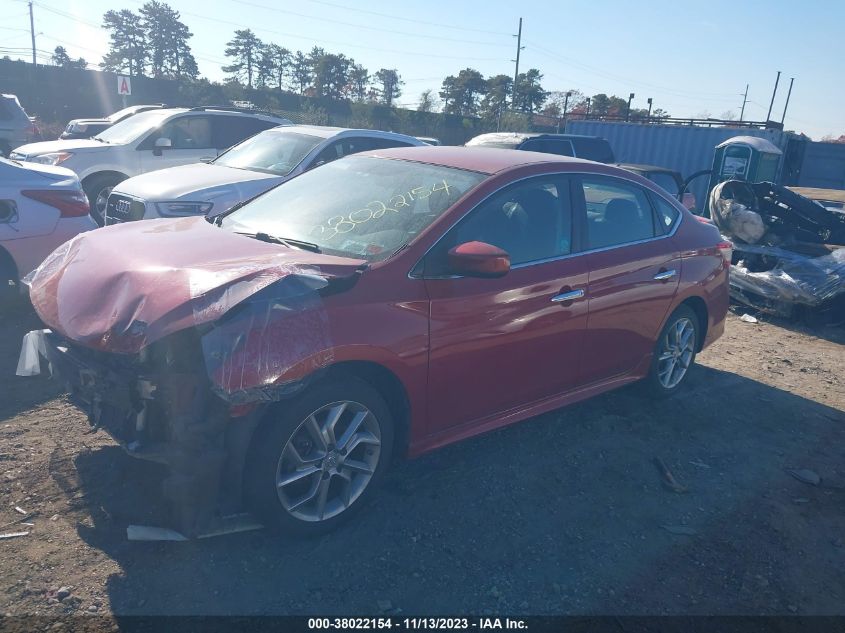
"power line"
525,41,741,101
302,0,512,36
227,0,510,47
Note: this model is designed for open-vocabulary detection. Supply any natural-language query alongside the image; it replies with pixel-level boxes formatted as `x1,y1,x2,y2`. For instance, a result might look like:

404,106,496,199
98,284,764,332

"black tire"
244,374,395,536
83,173,124,226
0,248,20,309
644,305,699,399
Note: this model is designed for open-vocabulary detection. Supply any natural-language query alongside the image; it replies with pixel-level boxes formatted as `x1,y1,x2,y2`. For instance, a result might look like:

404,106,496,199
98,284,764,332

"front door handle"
551,289,585,303
653,269,677,281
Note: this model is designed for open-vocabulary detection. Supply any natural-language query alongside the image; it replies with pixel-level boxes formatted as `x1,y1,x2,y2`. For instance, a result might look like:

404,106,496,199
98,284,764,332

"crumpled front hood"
113,162,281,202
27,217,365,354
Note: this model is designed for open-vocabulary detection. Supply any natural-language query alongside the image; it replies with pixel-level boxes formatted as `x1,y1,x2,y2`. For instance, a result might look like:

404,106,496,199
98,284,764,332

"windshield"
221,155,486,261
95,109,174,144
214,130,324,175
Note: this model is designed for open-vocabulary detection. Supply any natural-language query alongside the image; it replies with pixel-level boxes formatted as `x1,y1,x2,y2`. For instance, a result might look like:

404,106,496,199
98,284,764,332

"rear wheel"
83,173,124,226
245,375,394,535
644,305,699,398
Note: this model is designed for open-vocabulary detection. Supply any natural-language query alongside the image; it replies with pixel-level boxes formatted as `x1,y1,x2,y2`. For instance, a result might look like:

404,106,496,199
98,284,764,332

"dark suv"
466,132,615,163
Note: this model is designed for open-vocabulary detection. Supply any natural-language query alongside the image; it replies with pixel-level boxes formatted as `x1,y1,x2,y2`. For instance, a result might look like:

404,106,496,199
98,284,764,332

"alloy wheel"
656,317,696,389
95,186,113,217
275,400,381,522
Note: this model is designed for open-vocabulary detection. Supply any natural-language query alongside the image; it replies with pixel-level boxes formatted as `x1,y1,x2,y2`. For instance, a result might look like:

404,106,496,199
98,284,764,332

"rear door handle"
551,289,585,302
653,269,677,281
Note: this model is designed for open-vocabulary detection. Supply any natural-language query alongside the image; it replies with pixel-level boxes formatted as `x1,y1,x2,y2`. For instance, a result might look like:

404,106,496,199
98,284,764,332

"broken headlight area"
21,328,249,536
709,181,845,323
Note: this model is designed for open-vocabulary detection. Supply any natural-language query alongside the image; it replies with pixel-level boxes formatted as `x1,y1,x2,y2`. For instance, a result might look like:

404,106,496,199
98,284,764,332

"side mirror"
448,241,510,278
153,137,172,156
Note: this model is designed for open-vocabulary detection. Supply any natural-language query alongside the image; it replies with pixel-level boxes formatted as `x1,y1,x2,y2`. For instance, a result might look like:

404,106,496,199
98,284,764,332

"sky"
2,0,842,140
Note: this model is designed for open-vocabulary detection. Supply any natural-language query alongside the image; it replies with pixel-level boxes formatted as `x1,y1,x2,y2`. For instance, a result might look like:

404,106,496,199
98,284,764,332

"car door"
577,175,681,384
422,175,589,433
136,115,215,172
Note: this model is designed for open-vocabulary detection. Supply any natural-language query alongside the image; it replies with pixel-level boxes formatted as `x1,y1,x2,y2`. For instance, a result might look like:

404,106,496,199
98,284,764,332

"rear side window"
356,137,416,151
650,194,681,232
571,138,615,163
581,177,655,249
213,116,278,150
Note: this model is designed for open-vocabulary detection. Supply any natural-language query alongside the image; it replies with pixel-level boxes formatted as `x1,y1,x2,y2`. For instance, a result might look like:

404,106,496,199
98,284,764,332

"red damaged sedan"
19,147,730,536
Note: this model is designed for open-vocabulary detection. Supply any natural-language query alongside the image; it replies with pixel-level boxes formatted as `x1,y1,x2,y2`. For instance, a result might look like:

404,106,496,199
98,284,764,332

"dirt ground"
0,306,843,618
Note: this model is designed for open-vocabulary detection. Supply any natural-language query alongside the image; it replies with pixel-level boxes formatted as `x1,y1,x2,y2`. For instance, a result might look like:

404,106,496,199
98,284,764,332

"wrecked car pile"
708,180,845,322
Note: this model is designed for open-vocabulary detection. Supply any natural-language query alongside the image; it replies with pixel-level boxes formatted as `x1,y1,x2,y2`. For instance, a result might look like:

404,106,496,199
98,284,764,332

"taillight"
717,240,733,264
21,189,90,218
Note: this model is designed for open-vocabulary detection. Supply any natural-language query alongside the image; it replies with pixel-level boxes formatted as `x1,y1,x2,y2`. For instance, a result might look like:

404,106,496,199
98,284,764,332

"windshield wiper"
236,231,321,253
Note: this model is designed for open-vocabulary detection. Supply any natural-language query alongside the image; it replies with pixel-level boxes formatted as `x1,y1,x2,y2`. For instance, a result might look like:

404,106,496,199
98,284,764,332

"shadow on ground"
63,364,845,616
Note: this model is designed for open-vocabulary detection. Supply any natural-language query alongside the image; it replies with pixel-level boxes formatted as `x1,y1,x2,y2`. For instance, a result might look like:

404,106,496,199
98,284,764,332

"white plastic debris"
739,313,759,324
0,531,29,539
16,329,49,376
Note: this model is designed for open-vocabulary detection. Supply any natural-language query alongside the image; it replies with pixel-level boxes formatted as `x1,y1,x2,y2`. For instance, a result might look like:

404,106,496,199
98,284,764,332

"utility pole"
28,2,36,66
625,92,635,122
780,77,794,125
511,18,523,109
766,71,781,122
585,96,591,118
647,97,653,121
739,84,748,122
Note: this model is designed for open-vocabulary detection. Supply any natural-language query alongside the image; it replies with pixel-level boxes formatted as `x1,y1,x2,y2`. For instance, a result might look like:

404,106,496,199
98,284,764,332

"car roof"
261,125,421,143
155,107,289,122
358,146,597,175
616,163,680,176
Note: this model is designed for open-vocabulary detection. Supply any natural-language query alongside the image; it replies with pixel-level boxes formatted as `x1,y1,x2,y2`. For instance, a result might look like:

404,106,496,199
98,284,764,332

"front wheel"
644,305,699,398
83,173,124,226
245,376,394,535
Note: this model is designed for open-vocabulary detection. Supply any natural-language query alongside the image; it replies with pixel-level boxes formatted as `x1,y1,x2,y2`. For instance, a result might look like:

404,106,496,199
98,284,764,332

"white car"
0,157,97,301
10,106,291,223
104,126,425,224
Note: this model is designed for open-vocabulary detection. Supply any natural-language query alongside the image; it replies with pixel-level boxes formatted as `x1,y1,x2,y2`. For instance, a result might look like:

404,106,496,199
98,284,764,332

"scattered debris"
0,531,29,539
661,525,698,536
653,457,688,493
792,498,811,504
689,460,711,469
13,506,27,515
739,313,759,324
786,468,822,486
56,587,71,601
377,599,393,612
710,180,845,323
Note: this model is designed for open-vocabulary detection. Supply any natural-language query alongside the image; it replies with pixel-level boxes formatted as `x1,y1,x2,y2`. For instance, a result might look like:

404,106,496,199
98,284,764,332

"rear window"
646,172,680,196
571,138,615,163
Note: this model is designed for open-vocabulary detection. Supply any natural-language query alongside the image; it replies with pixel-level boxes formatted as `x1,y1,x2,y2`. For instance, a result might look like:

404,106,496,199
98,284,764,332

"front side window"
213,116,278,150
582,177,655,249
426,176,573,275
221,156,485,261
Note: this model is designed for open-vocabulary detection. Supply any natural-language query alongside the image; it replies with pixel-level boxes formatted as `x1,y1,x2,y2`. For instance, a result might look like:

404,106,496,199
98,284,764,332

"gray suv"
0,94,36,157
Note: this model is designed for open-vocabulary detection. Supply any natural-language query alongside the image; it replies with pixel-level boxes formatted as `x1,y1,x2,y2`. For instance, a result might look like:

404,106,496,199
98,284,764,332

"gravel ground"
0,306,843,617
